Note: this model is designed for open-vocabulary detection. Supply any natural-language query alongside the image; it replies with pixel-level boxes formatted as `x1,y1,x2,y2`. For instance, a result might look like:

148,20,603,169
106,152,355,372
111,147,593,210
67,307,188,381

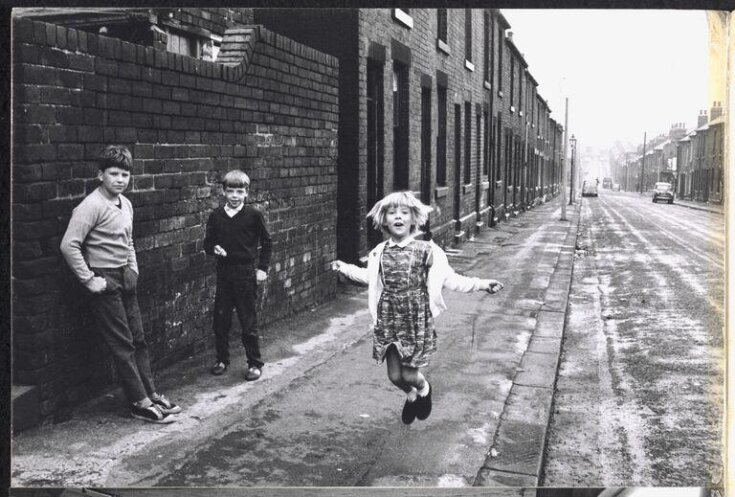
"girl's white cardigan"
337,239,487,325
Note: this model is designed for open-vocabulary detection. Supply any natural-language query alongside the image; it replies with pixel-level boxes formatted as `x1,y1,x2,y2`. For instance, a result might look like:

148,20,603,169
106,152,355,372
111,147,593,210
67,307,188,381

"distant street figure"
332,192,503,424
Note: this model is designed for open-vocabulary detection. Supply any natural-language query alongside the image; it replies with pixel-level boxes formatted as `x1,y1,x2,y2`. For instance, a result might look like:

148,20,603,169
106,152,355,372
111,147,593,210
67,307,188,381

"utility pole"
560,97,568,221
640,132,647,194
569,134,577,205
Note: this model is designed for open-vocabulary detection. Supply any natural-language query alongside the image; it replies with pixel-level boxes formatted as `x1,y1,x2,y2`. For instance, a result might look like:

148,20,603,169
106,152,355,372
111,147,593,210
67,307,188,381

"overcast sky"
501,9,709,152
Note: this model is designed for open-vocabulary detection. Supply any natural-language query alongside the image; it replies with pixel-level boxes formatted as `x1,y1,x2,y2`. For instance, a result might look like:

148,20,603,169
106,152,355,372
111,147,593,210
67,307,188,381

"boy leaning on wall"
60,145,182,424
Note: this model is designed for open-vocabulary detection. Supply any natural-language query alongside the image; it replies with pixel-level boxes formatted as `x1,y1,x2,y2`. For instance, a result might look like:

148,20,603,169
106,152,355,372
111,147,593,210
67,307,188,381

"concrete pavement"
474,202,580,487
12,199,581,489
670,198,724,215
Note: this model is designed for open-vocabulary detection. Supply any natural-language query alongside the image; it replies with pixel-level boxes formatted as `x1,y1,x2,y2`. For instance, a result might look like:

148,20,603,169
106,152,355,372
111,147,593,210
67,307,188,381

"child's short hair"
99,145,132,172
222,170,251,189
367,191,433,233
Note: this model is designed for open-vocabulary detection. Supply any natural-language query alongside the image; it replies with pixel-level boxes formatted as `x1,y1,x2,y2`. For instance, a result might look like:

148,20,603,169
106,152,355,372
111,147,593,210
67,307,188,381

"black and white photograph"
5,5,730,497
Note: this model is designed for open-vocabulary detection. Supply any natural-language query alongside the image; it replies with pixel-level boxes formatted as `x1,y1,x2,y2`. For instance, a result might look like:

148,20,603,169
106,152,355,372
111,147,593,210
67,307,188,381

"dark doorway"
367,60,385,248
454,103,462,225
392,62,409,191
436,85,448,187
420,86,432,206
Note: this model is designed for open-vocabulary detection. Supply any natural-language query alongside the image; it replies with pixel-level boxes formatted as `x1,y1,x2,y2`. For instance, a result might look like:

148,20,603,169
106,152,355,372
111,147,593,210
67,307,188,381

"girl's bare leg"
400,365,427,392
385,345,413,393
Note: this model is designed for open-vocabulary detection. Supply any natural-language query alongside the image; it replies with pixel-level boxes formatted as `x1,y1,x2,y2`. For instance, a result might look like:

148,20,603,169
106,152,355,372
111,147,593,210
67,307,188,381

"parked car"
652,182,674,204
582,180,598,197
612,183,621,191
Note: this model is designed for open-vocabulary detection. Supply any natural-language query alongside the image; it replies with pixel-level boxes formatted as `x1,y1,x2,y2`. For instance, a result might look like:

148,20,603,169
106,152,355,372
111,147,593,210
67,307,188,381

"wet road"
541,190,725,487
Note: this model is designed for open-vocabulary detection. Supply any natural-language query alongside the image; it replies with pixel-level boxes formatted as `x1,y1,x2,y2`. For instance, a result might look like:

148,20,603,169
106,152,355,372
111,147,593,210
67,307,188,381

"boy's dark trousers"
213,261,264,369
88,265,156,404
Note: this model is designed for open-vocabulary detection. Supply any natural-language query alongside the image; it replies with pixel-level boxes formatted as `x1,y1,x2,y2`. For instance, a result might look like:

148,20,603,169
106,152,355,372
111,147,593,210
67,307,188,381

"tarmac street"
541,190,725,487
11,200,578,490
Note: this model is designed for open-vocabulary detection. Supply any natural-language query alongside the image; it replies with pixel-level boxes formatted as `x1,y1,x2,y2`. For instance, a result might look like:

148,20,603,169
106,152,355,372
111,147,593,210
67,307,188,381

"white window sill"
393,9,413,29
437,39,450,55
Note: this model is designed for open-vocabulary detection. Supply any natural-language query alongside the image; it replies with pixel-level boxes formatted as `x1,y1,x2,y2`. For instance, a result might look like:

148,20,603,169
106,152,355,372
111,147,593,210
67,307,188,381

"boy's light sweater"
60,187,138,283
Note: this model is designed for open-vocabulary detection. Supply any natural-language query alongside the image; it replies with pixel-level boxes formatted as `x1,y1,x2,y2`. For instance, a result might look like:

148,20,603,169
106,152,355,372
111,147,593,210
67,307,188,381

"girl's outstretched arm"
331,260,369,286
430,244,503,294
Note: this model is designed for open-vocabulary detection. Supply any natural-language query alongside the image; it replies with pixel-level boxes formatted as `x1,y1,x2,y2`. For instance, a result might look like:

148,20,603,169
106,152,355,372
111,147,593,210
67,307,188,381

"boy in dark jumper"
60,145,181,424
204,170,272,380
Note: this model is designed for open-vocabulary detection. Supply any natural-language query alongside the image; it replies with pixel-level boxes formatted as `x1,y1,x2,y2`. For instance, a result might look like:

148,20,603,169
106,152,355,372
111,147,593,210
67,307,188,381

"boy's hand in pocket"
256,269,267,283
84,276,107,294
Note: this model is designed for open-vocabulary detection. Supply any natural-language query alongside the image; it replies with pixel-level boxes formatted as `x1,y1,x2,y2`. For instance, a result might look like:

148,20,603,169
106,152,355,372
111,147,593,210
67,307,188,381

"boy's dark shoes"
245,366,262,381
211,362,227,375
131,404,176,424
415,382,432,420
401,399,417,425
152,394,182,415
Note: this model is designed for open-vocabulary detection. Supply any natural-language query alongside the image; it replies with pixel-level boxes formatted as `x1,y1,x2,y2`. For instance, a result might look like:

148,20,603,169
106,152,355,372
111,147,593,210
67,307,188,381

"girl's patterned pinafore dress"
373,239,437,368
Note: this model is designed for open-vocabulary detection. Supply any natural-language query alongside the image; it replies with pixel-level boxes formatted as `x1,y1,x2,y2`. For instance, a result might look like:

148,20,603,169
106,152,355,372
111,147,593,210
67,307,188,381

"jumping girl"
332,192,503,424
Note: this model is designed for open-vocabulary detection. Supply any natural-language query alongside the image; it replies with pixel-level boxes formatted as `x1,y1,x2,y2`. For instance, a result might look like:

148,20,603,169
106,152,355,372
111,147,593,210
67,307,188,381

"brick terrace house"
12,8,339,426
675,103,724,203
253,8,563,263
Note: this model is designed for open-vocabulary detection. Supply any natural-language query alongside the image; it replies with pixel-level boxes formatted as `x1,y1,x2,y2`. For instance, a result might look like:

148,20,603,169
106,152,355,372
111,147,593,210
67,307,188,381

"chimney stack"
669,123,686,140
710,101,723,121
697,110,708,127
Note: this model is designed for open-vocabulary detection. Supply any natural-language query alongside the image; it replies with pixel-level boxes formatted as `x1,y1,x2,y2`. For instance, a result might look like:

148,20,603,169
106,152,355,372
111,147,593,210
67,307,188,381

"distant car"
582,180,598,197
652,182,674,204
612,183,621,191
602,177,613,189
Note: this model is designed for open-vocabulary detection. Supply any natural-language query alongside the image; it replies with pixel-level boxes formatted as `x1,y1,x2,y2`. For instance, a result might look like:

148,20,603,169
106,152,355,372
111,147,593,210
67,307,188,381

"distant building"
677,104,724,202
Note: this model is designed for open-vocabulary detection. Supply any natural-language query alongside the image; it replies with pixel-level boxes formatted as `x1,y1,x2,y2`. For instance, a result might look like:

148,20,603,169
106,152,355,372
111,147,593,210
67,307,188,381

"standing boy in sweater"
60,145,181,424
204,170,272,380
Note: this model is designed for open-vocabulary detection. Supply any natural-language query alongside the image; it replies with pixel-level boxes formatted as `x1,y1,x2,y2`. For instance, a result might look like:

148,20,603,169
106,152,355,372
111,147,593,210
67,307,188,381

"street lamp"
569,134,577,205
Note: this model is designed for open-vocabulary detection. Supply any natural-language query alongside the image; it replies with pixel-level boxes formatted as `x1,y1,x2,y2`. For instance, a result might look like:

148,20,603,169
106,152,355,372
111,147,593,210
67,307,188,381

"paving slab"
482,419,548,476
514,351,560,389
526,336,562,355
475,468,539,487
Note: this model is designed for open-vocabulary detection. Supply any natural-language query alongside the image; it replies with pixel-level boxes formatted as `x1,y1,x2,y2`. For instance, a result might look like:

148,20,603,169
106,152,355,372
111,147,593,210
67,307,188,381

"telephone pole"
560,97,568,221
640,132,647,194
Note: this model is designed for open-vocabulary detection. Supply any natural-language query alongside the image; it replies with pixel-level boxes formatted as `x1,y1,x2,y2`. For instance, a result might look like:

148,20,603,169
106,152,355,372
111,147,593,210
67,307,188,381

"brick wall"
170,8,254,35
12,17,339,420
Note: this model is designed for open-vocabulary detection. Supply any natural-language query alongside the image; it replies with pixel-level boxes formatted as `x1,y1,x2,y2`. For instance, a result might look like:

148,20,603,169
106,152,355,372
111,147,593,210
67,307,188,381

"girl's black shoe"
415,382,432,420
401,399,417,424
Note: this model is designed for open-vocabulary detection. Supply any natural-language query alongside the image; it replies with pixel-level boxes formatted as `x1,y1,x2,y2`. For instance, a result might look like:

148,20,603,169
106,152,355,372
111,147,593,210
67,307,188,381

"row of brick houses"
12,8,564,425
254,8,564,260
610,101,725,203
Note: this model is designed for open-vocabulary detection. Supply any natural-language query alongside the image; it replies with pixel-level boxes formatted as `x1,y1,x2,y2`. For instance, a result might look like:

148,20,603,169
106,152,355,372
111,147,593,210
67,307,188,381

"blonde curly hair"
367,191,433,233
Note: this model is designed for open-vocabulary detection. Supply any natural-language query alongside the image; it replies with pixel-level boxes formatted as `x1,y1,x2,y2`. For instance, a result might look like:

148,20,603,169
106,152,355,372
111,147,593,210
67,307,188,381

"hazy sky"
501,9,709,152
